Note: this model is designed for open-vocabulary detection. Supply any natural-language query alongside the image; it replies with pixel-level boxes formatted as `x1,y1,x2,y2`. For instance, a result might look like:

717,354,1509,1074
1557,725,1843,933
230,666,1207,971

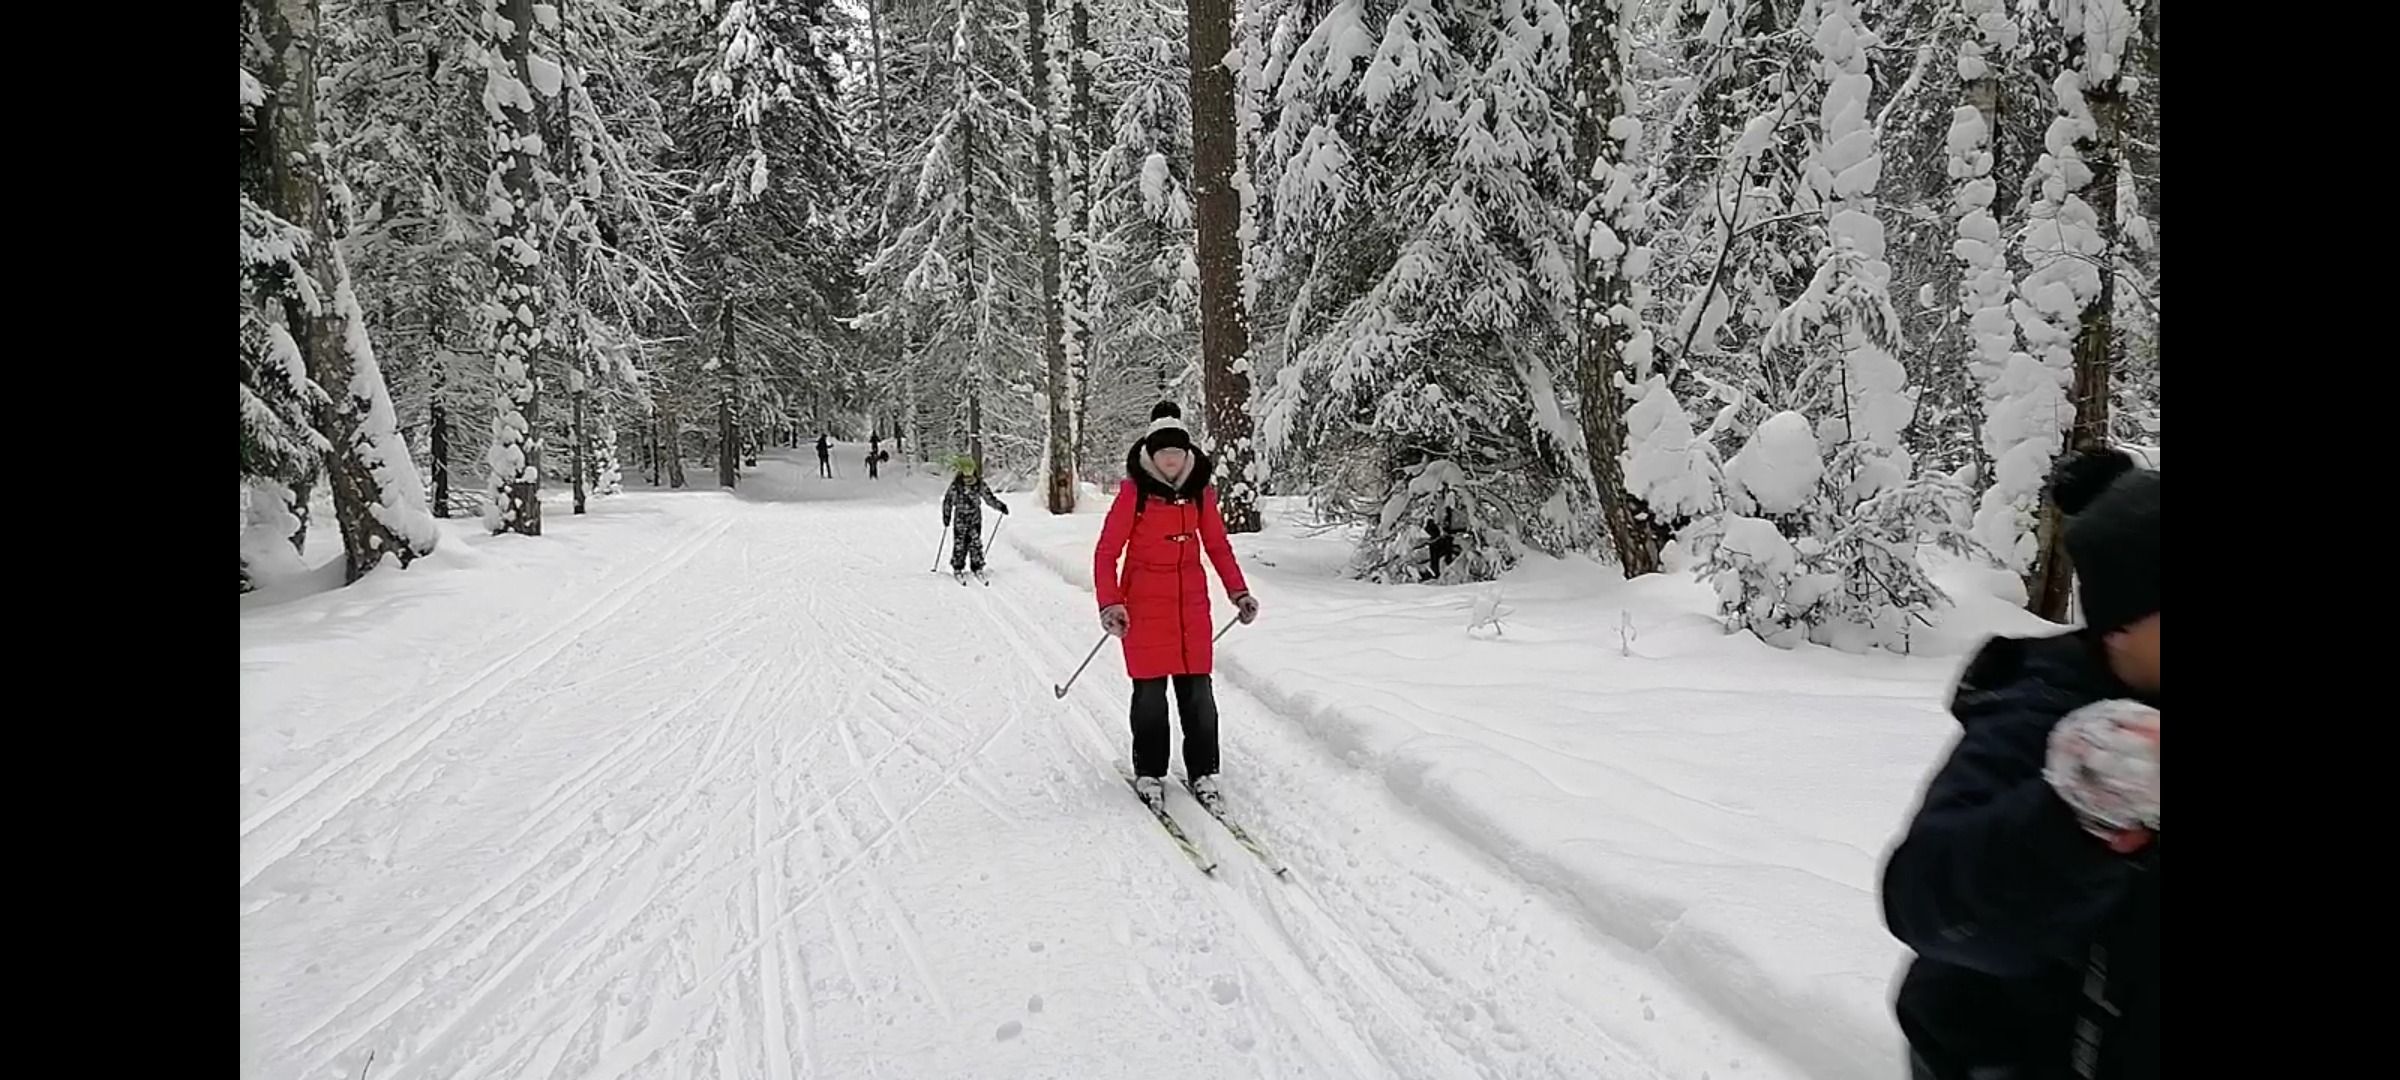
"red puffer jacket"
1093,443,1250,679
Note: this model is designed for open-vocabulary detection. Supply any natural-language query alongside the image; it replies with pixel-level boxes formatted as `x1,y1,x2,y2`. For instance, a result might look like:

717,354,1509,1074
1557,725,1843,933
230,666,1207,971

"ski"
1182,781,1289,878
1124,773,1217,875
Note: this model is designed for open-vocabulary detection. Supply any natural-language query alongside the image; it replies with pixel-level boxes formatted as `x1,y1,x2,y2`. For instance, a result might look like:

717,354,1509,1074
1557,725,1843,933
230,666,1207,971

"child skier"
941,457,1009,583
1092,402,1259,811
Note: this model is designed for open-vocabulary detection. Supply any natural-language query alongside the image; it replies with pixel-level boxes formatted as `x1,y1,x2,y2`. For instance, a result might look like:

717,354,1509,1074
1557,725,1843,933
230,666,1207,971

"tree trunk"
287,469,316,553
962,102,989,469
968,387,986,471
1032,0,1076,513
429,349,451,517
1186,0,1257,532
1960,30,2003,496
571,364,589,513
1569,0,1660,577
2027,48,2124,623
1069,0,1097,486
716,292,739,488
249,0,415,579
664,403,687,488
645,406,661,485
484,0,545,536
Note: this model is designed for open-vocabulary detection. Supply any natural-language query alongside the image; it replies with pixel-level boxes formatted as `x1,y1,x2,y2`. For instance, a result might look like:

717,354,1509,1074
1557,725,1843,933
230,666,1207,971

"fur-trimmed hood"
1124,439,1213,500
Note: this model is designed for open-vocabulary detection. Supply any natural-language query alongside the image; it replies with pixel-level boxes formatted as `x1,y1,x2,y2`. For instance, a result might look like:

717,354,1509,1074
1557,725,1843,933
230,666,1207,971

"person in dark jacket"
941,457,1009,582
816,433,834,478
1883,448,2160,1080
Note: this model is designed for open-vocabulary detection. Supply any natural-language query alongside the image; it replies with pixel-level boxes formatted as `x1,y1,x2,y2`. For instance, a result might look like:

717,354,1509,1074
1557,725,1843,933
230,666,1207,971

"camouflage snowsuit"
943,477,1008,571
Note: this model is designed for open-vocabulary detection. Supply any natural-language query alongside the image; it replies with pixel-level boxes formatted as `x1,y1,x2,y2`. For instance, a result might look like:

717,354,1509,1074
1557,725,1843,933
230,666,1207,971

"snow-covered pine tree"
240,141,331,590
842,0,933,461
1251,0,1591,582
670,0,859,489
859,0,1042,471
241,0,438,585
1847,0,1977,486
1970,0,2135,616
316,0,488,522
543,0,688,511
1940,0,2023,529
2021,0,2136,619
1085,0,1203,450
1693,0,1971,653
2110,0,2158,448
1629,0,1820,556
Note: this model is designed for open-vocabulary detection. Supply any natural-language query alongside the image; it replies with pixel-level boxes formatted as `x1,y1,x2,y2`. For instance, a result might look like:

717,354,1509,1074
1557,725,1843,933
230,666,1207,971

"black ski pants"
1130,674,1220,780
950,511,988,571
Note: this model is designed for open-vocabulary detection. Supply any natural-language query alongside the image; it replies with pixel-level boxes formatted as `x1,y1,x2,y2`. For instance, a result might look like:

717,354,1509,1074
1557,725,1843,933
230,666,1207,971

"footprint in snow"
1209,976,1242,1005
1027,995,1044,1014
995,1020,1023,1042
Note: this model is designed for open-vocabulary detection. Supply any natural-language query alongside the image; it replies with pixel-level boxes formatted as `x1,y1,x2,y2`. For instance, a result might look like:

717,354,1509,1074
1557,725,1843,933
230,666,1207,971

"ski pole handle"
1053,633,1110,699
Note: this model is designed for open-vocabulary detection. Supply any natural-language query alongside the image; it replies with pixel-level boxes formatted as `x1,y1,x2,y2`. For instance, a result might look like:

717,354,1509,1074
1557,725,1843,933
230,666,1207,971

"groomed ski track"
239,452,1805,1080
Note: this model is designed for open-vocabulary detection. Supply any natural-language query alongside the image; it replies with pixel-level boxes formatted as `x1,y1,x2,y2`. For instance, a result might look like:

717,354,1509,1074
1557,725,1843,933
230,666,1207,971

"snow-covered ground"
1001,486,2058,1080
241,447,2052,1080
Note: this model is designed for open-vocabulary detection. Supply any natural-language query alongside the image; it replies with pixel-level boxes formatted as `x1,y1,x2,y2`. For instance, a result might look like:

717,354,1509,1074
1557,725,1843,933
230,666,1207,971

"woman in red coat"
1094,402,1259,809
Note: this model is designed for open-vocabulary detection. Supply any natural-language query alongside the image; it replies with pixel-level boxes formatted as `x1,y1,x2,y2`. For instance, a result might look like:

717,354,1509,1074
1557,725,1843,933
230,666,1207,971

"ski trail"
247,471,1796,1080
984,513,1789,1080
960,585,1401,1080
240,514,737,890
831,712,928,866
752,730,804,1080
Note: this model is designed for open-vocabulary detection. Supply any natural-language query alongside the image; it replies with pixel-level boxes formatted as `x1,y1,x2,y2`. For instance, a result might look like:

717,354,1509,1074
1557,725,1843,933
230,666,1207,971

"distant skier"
1093,401,1258,811
1881,448,2159,1080
868,432,884,479
816,433,834,478
941,457,1009,583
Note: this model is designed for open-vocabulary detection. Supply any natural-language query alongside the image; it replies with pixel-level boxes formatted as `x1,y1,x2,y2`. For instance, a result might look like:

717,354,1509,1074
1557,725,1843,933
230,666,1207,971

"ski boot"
1188,773,1225,812
1133,775,1167,808
953,568,969,585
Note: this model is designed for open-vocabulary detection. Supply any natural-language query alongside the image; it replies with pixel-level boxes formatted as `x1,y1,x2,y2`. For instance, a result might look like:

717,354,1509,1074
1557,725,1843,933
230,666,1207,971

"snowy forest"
241,0,2159,654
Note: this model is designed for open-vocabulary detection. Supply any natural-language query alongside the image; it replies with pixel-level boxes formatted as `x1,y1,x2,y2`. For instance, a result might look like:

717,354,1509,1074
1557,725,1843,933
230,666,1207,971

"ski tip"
1052,686,1067,699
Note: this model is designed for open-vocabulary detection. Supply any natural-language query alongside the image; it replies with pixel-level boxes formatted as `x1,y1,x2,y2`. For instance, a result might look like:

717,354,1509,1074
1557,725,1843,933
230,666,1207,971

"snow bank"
999,491,2058,1080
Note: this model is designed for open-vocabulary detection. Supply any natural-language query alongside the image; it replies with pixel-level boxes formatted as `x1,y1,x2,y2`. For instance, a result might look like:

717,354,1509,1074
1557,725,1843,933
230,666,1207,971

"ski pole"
928,525,950,572
1055,617,1236,698
985,512,1006,552
1054,634,1110,699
